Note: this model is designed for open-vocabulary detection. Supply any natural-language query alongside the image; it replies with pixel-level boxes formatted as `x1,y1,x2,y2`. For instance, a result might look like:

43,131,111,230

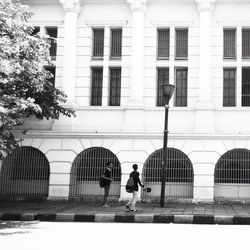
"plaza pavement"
1,200,250,224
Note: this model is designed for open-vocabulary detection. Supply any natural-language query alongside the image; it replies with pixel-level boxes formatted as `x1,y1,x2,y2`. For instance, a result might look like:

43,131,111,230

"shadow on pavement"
0,221,40,236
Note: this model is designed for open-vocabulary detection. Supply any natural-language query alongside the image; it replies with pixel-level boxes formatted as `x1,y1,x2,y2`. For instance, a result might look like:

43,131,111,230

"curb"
1,213,250,224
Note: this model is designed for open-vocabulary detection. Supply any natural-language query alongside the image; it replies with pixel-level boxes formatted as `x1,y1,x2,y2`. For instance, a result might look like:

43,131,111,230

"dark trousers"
102,185,110,205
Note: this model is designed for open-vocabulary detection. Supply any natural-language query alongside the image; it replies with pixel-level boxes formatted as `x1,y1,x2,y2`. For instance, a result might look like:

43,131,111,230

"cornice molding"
151,20,194,27
217,20,250,27
17,131,250,140
85,20,128,27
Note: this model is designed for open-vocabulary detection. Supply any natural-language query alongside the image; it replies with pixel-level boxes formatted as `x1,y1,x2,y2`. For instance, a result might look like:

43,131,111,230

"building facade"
1,0,250,203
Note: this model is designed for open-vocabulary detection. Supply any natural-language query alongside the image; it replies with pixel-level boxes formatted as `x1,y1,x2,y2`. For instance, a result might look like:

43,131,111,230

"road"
0,221,249,250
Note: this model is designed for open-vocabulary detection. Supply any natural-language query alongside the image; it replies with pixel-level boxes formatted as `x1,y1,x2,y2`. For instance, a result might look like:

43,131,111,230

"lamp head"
161,84,175,105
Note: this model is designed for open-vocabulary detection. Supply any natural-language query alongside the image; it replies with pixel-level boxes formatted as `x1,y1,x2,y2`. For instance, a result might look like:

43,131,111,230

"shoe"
102,204,110,207
129,208,138,212
124,205,130,210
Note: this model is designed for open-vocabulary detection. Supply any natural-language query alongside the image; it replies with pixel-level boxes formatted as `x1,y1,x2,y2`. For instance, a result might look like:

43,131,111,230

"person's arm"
102,174,112,181
102,169,112,181
137,173,144,187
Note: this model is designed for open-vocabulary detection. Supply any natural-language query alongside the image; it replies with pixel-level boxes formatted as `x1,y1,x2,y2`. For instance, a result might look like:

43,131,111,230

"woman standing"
125,164,144,212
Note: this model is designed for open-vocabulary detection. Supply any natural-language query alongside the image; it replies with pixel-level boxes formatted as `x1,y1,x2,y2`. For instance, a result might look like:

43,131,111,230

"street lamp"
160,83,175,208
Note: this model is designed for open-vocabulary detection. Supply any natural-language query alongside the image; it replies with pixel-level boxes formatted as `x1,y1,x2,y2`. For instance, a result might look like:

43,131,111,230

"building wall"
12,0,250,202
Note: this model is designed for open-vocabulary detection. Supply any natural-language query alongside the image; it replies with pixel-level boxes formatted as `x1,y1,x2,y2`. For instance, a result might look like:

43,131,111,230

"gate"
0,146,50,200
69,147,121,200
214,148,250,201
142,148,193,201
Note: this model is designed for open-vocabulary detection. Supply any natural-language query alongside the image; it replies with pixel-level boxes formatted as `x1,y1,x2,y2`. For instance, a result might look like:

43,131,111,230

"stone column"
53,0,80,130
123,0,146,132
59,0,80,104
194,0,216,132
127,0,146,105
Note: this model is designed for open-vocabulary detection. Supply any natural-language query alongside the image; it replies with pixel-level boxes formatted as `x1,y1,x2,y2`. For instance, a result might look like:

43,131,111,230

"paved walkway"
1,201,250,224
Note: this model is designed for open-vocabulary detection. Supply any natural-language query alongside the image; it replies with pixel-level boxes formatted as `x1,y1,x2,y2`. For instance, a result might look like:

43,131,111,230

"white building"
1,0,250,203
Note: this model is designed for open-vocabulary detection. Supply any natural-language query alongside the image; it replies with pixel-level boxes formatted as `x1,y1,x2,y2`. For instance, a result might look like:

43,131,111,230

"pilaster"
194,0,216,132
53,0,81,131
59,0,81,104
123,0,147,132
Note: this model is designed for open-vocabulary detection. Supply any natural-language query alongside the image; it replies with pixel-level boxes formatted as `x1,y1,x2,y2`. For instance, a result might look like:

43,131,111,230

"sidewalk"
1,200,250,224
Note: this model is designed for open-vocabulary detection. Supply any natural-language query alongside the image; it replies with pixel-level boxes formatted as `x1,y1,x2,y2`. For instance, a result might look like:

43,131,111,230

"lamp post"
160,83,175,208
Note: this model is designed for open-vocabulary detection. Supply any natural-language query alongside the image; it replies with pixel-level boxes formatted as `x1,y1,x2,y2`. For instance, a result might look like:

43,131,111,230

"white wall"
14,0,250,202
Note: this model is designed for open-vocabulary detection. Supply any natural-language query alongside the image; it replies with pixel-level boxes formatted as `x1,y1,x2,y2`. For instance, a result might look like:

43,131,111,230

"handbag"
99,176,105,188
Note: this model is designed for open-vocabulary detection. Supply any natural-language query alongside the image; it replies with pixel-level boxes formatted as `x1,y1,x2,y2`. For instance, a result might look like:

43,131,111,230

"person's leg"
102,185,110,205
130,191,138,210
125,195,132,208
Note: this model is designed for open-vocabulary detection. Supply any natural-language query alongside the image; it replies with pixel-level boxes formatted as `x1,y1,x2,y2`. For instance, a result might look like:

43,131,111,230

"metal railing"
0,146,50,200
69,147,121,200
214,148,250,201
142,148,194,201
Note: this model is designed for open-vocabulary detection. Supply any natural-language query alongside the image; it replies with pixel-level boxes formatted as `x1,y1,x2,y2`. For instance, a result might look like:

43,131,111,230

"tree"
0,0,75,159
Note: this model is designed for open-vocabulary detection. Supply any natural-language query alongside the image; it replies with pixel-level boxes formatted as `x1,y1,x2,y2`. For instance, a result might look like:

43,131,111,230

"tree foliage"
0,0,75,159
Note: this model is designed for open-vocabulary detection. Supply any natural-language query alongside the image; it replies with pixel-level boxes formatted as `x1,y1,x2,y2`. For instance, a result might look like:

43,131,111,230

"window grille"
214,149,250,201
223,68,236,107
109,68,121,106
69,147,121,200
0,147,50,199
175,29,188,59
91,67,103,106
46,27,57,58
157,29,170,59
142,148,193,200
223,29,236,59
44,66,56,87
110,29,122,59
157,68,169,106
175,67,188,107
242,28,250,59
92,28,104,59
242,67,250,106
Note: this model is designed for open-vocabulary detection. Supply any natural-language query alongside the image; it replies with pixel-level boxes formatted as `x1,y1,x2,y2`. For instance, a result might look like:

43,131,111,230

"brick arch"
214,148,250,201
142,148,194,201
0,146,50,200
69,147,121,200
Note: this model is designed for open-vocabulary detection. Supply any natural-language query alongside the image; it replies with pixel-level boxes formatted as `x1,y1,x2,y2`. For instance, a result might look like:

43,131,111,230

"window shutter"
175,68,188,107
175,29,188,59
91,68,103,106
157,68,169,106
242,29,250,59
242,68,250,106
111,29,122,59
93,29,104,58
223,29,236,58
223,68,236,107
46,27,58,58
109,68,121,106
157,29,170,59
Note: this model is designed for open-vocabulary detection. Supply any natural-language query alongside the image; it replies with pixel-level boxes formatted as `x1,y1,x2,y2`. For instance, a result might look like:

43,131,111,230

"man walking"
125,164,144,212
101,162,113,207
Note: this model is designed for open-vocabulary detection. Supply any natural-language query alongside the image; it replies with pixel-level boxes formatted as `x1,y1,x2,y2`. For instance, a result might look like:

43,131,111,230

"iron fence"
142,148,193,201
214,148,250,200
0,146,50,199
69,147,121,200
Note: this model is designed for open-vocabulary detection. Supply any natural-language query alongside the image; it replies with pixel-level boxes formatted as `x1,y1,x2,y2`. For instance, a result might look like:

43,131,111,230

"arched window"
214,149,250,201
142,148,193,200
69,147,121,200
0,146,50,199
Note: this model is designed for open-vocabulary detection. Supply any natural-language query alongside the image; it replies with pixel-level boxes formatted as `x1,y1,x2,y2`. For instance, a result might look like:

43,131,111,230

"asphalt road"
0,221,249,250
